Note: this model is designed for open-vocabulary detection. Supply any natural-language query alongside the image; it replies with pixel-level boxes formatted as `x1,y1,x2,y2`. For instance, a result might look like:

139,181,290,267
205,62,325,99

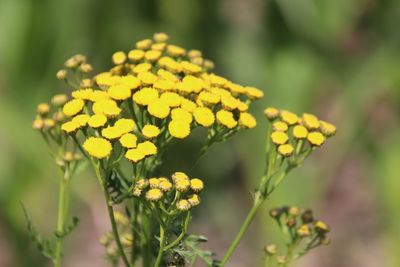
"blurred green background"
1,0,400,266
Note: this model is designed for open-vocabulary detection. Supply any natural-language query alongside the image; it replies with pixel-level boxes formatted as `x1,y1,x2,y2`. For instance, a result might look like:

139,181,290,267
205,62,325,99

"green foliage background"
0,0,399,266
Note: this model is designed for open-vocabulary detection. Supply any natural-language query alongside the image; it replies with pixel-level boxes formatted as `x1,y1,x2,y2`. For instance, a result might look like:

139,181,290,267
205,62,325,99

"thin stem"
164,212,191,251
154,226,166,267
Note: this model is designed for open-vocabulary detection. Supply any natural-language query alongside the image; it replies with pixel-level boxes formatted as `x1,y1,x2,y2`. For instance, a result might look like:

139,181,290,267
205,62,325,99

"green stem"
164,212,191,251
154,226,166,267
53,169,70,267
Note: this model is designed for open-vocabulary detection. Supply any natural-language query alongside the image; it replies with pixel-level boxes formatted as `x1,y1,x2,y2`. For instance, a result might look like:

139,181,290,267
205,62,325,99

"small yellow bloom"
153,32,169,43
168,120,191,139
144,50,162,62
153,79,176,91
114,211,130,226
159,179,173,192
102,126,123,140
119,133,138,148
138,71,158,85
136,179,149,189
271,131,289,145
175,178,190,192
51,94,68,106
302,113,320,130
128,49,145,62
136,39,152,50
88,114,107,128
120,75,141,90
72,114,90,127
181,75,203,93
142,125,161,139
198,91,220,105
83,137,112,159
167,45,186,57
149,178,160,188
90,91,110,102
132,187,142,197
115,118,136,134
221,95,238,110
72,88,94,100
133,63,152,74
63,99,84,117
181,61,202,74
314,220,330,233
190,178,204,192
146,188,163,201
171,108,193,124
176,199,191,211
32,119,44,130
61,121,79,133
151,43,166,51
132,88,159,106
319,120,336,137
278,144,294,157
239,112,257,129
245,86,264,99
193,107,215,127
157,69,179,82
112,51,127,65
187,194,200,206
172,172,189,183
160,92,181,107
43,119,55,128
216,110,237,129
148,99,170,119
297,225,311,237
273,121,288,132
187,49,202,58
280,110,298,125
137,141,157,156
125,148,145,163
180,98,197,112
307,132,325,146
107,84,131,100
209,74,227,87
37,103,50,115
293,125,308,139
92,99,121,118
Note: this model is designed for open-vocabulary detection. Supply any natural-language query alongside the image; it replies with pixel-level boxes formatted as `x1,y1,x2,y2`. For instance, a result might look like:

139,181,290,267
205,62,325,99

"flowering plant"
28,33,336,267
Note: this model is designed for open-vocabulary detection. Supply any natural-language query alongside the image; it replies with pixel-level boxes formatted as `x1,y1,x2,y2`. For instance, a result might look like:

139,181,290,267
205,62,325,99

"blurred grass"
0,0,400,266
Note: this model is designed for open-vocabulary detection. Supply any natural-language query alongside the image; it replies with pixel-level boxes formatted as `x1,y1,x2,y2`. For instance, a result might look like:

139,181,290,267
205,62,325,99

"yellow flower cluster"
54,33,262,164
264,107,336,158
132,171,203,212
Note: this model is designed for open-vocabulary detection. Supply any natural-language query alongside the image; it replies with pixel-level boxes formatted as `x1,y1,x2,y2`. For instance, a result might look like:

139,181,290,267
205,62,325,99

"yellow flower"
159,179,173,192
181,61,202,74
72,88,93,100
125,148,145,163
133,63,152,74
88,114,107,128
137,141,157,156
107,84,131,100
63,99,84,117
221,95,238,110
172,172,189,183
112,51,127,65
245,86,264,99
153,79,176,91
102,126,124,140
171,108,193,124
216,110,237,129
119,133,138,148
146,188,163,201
293,125,308,139
51,94,68,106
167,45,186,57
175,178,190,192
302,113,320,130
271,131,289,145
209,74,227,87
132,88,159,106
95,72,114,87
187,49,202,58
43,119,55,128
149,178,160,188
159,57,182,73
176,199,191,211
307,132,325,146
198,91,220,105
136,39,152,50
92,99,121,117
32,119,44,130
193,107,215,127
136,179,149,189
83,137,112,159
239,112,257,129
278,144,294,157
280,110,298,125
61,121,79,133
180,98,197,112
181,75,203,93
72,114,90,127
160,92,181,107
168,120,191,139
148,99,170,119
187,194,200,206
319,120,336,137
128,49,145,62
115,118,136,134
114,211,130,226
190,178,204,192
120,75,141,90
153,32,169,43
273,121,288,132
138,71,158,85
145,50,162,62
157,69,179,82
37,103,50,115
90,90,110,102
142,125,161,139
151,43,166,51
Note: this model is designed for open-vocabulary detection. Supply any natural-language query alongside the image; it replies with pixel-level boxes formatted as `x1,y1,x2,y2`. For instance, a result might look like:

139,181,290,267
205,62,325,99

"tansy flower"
114,211,130,226
187,194,200,206
153,32,169,43
102,126,124,140
302,113,320,130
146,188,163,201
198,91,220,105
190,178,204,192
172,172,189,183
245,86,264,99
175,178,190,192
187,49,202,58
136,179,149,189
159,179,173,192
32,119,44,130
273,121,288,132
63,99,84,117
193,107,215,127
181,75,203,93
83,137,112,159
221,95,238,110
180,98,197,112
132,188,142,197
132,88,159,106
72,88,94,100
271,131,289,145
297,225,311,237
239,112,257,129
72,114,90,127
95,72,114,87
280,110,298,125
153,79,176,91
216,110,237,129
278,144,294,157
142,125,161,139
125,148,145,163
209,74,227,87
112,51,127,65
90,91,110,102
92,99,121,117
167,45,186,57
319,120,336,137
148,99,170,119
119,133,137,148
181,61,202,74
128,49,144,62
171,108,193,124
151,43,166,51
88,114,107,128
137,141,157,156
43,119,55,128
149,178,160,188
138,71,158,85
107,84,132,100
176,199,191,211
51,94,68,106
136,39,152,50
160,92,181,107
37,103,50,115
293,125,308,139
114,118,136,134
168,120,191,139
144,50,162,62
61,121,79,134
157,69,179,82
307,132,325,146
133,63,152,74
159,57,182,73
